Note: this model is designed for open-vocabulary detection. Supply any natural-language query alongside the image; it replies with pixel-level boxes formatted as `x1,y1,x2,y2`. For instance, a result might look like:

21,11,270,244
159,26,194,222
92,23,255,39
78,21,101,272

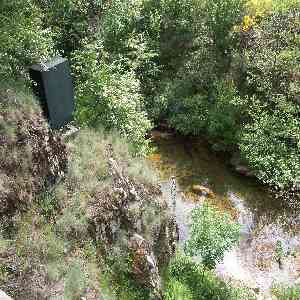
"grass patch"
272,284,300,300
15,211,64,263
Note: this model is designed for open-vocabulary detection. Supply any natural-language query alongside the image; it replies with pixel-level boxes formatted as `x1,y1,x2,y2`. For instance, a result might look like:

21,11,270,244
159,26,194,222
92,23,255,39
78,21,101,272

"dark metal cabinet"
29,57,75,129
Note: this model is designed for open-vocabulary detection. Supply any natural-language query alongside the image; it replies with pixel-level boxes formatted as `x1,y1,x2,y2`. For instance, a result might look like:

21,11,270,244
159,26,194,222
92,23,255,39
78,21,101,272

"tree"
185,203,240,268
0,0,54,79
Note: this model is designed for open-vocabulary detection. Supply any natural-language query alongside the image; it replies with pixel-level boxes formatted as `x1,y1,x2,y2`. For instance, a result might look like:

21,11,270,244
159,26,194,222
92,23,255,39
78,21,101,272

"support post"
170,176,177,215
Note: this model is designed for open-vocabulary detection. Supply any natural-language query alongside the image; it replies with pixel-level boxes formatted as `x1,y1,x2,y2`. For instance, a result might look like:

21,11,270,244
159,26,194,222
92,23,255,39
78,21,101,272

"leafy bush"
206,80,242,149
71,42,151,154
240,101,300,189
100,0,161,106
166,254,254,300
239,8,300,189
104,253,151,300
0,0,54,79
200,0,246,62
64,259,87,300
155,0,246,143
35,0,103,55
160,0,195,71
165,278,193,300
248,0,300,14
185,203,240,268
272,284,300,300
168,92,209,136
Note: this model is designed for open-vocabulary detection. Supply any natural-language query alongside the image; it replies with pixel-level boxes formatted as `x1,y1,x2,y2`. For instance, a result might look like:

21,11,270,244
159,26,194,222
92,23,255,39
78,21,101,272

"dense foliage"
239,7,300,188
152,0,300,194
185,203,240,268
165,254,254,300
272,284,300,300
2,0,300,298
71,42,151,154
2,0,300,191
0,0,54,79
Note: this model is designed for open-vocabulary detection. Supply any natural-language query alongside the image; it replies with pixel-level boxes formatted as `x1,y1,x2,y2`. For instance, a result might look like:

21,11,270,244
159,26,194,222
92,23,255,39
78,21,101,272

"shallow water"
148,133,300,297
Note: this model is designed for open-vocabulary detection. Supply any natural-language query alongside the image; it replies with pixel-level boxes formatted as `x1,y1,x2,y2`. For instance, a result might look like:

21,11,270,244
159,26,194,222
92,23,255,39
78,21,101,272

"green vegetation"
0,100,160,298
272,284,300,300
185,203,240,268
1,0,300,299
165,254,255,300
0,0,54,79
1,0,300,193
71,42,151,154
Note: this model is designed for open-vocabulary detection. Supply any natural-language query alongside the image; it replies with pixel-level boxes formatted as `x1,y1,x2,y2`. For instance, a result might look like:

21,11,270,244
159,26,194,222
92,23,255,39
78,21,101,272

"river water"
148,132,300,298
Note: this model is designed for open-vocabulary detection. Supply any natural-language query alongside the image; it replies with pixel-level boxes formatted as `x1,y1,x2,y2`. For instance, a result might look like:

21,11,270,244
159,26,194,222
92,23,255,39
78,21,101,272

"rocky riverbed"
148,132,300,299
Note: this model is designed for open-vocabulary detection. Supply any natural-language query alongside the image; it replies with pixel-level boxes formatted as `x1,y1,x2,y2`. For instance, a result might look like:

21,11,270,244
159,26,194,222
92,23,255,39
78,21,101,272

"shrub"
200,0,246,61
240,101,300,189
167,92,209,136
206,80,242,149
35,0,103,55
185,203,240,268
247,0,300,14
64,259,87,300
166,254,254,300
100,0,161,109
104,253,150,300
239,8,300,189
100,0,144,54
0,0,54,79
157,0,246,141
160,0,195,71
243,12,300,101
272,284,300,300
71,43,151,154
165,278,193,300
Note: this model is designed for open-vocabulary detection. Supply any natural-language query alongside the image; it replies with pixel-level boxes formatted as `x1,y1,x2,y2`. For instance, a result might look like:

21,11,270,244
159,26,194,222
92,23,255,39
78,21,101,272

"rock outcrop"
230,152,256,177
0,88,67,218
87,144,178,298
129,234,162,299
192,185,215,198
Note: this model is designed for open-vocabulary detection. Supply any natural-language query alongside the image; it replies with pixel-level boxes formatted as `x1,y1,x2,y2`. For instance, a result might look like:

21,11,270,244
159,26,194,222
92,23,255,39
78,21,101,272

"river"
148,131,300,299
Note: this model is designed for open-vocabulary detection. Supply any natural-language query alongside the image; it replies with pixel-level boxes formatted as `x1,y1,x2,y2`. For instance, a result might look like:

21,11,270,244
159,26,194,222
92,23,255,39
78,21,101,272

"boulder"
230,152,256,177
86,146,178,297
0,89,67,217
128,234,162,299
192,185,215,198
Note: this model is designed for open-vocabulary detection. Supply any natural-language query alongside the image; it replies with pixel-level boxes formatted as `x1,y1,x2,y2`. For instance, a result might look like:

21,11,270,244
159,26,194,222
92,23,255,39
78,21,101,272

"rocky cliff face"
0,88,67,220
0,89,177,299
87,145,178,298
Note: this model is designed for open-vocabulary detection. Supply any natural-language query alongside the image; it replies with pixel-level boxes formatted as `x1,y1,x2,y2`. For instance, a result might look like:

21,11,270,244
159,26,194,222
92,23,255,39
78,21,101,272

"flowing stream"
148,131,300,298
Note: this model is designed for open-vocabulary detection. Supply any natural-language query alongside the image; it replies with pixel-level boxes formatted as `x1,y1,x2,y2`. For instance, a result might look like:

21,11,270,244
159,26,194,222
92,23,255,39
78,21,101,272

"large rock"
192,185,215,198
230,152,256,177
0,88,67,217
128,234,162,299
86,146,178,296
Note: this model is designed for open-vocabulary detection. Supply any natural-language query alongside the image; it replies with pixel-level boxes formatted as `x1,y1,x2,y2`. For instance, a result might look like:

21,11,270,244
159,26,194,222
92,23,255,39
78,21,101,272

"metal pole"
170,176,176,215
